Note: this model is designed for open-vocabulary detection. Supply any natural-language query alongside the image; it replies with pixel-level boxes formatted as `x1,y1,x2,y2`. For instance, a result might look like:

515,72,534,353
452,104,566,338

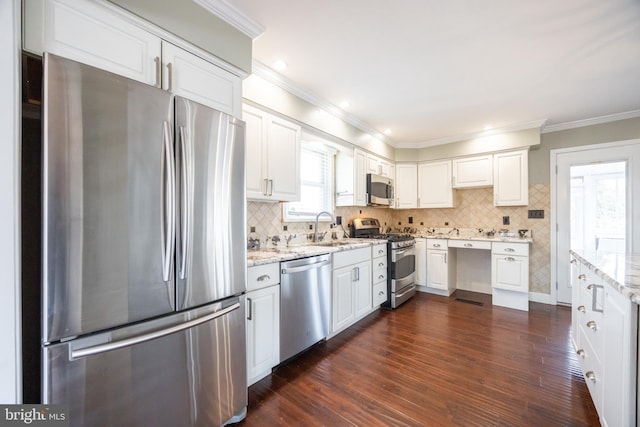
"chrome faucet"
314,211,334,242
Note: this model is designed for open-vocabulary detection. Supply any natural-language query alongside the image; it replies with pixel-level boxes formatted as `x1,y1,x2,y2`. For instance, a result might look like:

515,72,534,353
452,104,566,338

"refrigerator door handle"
70,302,240,359
179,126,190,280
161,120,176,282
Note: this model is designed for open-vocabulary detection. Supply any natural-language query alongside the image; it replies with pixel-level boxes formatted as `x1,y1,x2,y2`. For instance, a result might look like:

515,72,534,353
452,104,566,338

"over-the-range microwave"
366,173,394,206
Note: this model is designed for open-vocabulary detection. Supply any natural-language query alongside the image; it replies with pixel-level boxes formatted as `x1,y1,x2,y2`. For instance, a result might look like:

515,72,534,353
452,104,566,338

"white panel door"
418,160,454,208
25,0,161,85
266,115,301,201
246,285,280,386
332,267,355,332
493,150,528,206
395,164,418,209
242,105,268,199
452,155,493,188
354,262,372,318
426,250,448,289
491,255,528,292
415,238,427,286
162,41,241,116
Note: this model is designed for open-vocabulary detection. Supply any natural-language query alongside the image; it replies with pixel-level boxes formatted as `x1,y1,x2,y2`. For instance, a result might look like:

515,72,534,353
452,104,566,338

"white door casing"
551,139,640,304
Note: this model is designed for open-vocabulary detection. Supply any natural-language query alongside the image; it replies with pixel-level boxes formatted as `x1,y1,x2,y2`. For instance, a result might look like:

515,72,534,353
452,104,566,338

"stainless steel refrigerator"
41,53,247,426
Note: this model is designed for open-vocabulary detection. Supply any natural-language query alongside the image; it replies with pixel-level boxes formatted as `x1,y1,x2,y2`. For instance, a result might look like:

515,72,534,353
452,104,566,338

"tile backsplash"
247,184,551,295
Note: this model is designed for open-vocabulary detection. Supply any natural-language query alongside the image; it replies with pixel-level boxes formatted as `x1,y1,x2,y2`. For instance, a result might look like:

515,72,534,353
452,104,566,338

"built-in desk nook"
415,236,532,311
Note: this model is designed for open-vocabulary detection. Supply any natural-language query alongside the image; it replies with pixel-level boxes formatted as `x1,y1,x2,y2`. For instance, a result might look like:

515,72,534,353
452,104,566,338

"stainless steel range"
351,218,416,308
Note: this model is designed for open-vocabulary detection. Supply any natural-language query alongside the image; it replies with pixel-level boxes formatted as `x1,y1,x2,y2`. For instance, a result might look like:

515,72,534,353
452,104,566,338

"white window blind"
283,141,335,221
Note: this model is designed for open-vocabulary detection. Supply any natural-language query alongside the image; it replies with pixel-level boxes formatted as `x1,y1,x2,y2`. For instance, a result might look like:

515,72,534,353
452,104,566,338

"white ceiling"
229,0,640,147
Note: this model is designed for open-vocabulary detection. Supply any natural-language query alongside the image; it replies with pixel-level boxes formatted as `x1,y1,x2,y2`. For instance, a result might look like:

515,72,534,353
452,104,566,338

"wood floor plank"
240,291,600,426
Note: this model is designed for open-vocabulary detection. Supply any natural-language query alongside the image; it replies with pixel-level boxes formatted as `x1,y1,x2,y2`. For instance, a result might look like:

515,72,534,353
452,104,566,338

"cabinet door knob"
585,371,597,382
586,320,597,331
577,305,585,313
576,349,585,358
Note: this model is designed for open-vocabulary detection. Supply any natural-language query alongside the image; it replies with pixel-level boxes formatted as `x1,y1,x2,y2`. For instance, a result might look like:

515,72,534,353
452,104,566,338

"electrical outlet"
250,226,256,233
336,216,342,225
444,222,449,226
502,216,510,225
408,216,413,224
283,225,288,231
528,209,544,219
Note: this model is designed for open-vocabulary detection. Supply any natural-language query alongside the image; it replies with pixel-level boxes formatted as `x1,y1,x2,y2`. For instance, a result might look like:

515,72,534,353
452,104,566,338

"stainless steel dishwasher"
280,254,331,362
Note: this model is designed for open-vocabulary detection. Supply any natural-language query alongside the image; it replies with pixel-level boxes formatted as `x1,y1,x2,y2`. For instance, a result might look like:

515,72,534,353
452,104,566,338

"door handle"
247,298,252,320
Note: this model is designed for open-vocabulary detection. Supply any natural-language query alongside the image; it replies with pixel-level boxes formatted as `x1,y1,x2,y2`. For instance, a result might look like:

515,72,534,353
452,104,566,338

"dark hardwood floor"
240,291,600,426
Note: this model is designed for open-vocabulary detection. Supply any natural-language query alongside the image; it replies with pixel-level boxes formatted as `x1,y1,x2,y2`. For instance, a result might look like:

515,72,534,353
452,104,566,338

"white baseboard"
529,291,553,305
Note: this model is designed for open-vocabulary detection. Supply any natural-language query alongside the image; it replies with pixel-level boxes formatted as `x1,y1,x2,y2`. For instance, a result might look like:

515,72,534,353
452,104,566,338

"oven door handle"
393,246,415,257
396,284,416,299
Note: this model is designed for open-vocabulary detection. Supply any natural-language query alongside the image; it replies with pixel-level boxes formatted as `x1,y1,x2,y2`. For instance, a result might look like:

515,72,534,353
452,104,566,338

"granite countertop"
417,234,533,244
247,238,387,267
570,249,640,304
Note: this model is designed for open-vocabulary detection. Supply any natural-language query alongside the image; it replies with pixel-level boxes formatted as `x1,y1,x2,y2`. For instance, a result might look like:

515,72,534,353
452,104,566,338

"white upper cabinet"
161,42,241,116
493,150,528,206
336,148,366,207
24,0,161,85
243,104,301,202
394,163,418,209
418,160,455,208
452,155,493,188
366,154,394,179
25,0,242,117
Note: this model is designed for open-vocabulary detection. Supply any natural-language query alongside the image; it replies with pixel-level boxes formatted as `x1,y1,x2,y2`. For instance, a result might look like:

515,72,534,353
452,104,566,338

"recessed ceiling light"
483,124,493,131
339,100,350,109
383,129,392,135
273,60,287,71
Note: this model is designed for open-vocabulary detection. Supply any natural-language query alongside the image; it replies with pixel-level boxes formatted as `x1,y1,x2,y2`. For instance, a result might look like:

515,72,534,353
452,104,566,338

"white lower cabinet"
414,238,427,286
331,247,372,335
246,263,280,386
425,239,455,295
372,243,388,306
491,242,529,311
571,253,638,426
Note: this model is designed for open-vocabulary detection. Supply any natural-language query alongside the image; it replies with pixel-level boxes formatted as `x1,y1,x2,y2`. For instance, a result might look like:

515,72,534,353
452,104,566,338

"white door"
426,250,448,290
332,267,355,332
552,140,640,304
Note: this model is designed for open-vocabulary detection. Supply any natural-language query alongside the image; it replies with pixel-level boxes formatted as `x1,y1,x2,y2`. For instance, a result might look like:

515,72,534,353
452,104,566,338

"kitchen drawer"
578,325,603,415
448,239,491,250
373,268,387,284
578,310,605,360
373,256,387,272
426,239,448,250
247,262,280,291
491,242,529,257
333,247,371,269
372,244,387,258
373,282,387,306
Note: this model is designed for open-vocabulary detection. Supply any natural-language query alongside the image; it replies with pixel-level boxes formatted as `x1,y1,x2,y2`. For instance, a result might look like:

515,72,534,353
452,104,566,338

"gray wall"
530,117,640,184
108,0,252,73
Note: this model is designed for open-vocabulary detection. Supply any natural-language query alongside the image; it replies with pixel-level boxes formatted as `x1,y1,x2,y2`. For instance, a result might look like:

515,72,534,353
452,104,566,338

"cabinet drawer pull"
587,284,594,290
378,291,385,296
378,275,385,280
257,274,270,282
378,249,385,254
590,284,604,313
570,258,577,264
586,320,597,331
505,247,515,252
433,243,441,248
378,262,385,267
504,257,515,261
576,349,585,358
577,305,585,313
585,371,597,382
578,274,586,280
464,243,473,247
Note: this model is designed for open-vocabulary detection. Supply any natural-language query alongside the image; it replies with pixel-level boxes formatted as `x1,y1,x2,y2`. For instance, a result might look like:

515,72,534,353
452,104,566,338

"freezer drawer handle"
70,302,240,359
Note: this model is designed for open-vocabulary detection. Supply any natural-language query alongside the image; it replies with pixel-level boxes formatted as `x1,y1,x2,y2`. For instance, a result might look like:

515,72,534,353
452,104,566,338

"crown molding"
251,60,397,147
541,110,640,134
395,119,548,149
193,0,264,39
